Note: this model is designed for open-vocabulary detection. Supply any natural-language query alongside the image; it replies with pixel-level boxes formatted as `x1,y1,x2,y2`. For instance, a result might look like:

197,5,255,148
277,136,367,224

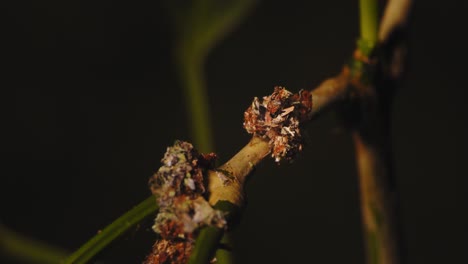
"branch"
199,0,415,262
207,67,352,206
64,196,158,264
350,1,413,264
379,0,413,43
379,0,413,81
359,0,379,47
184,69,352,264
172,0,258,153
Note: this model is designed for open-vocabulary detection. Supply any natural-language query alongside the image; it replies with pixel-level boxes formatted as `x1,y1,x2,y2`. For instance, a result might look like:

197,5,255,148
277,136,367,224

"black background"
2,1,468,263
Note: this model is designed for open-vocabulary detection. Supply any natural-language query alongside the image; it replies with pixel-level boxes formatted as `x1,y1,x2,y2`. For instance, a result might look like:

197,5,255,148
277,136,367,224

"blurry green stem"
353,130,400,264
359,0,379,49
214,233,235,264
0,224,68,264
188,226,224,264
178,55,214,154
63,196,158,264
187,201,240,264
173,0,257,153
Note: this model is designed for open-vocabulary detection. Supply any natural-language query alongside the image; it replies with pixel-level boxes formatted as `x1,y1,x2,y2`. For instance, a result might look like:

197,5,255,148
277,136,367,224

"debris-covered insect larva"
243,86,313,163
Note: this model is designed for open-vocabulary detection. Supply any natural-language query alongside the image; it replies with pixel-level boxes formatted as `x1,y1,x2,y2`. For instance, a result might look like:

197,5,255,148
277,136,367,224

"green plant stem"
178,58,214,154
174,0,257,154
214,233,235,264
359,0,379,49
0,224,68,264
63,196,158,264
188,226,224,264
187,201,239,264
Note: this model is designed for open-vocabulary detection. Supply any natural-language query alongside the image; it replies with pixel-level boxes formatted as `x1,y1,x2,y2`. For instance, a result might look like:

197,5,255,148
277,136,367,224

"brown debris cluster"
146,141,226,263
145,239,193,264
243,87,312,163
149,141,207,199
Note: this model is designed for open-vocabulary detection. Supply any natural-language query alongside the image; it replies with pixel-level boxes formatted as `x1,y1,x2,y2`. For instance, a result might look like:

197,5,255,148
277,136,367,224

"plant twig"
173,0,258,153
178,60,214,153
0,224,68,264
186,70,353,263
214,234,235,264
194,0,414,262
63,196,158,264
379,0,413,43
187,201,240,264
351,1,413,263
353,129,400,264
206,68,355,206
359,0,379,48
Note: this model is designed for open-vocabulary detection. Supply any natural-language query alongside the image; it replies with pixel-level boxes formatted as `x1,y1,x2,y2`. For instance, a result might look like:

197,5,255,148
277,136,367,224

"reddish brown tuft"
144,239,193,264
157,219,187,240
243,86,313,163
291,89,313,120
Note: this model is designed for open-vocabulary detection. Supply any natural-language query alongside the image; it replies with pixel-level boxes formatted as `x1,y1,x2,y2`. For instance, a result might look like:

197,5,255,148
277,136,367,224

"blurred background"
2,1,467,263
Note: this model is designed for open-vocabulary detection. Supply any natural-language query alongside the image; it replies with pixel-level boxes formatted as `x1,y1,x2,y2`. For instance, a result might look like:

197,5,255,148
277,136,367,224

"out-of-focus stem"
63,196,158,264
178,56,214,154
359,0,379,48
353,127,400,264
379,0,413,42
352,0,413,263
308,69,351,119
0,224,68,264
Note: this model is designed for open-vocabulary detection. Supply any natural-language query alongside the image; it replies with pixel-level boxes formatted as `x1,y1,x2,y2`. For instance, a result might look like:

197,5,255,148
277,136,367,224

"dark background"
2,1,467,263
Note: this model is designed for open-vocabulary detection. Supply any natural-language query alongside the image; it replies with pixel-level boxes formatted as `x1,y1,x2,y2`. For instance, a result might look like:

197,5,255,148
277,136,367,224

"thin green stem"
188,226,224,264
178,58,214,154
187,201,239,264
174,0,257,154
63,196,158,264
0,224,68,264
359,0,379,53
215,233,235,264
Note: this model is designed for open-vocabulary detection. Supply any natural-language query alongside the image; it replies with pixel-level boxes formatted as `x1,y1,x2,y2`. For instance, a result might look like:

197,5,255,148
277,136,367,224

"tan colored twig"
379,0,413,43
207,136,270,206
353,128,400,264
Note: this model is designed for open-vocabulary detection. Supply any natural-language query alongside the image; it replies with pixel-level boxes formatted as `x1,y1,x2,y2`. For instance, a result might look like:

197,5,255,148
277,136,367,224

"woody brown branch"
205,0,414,261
